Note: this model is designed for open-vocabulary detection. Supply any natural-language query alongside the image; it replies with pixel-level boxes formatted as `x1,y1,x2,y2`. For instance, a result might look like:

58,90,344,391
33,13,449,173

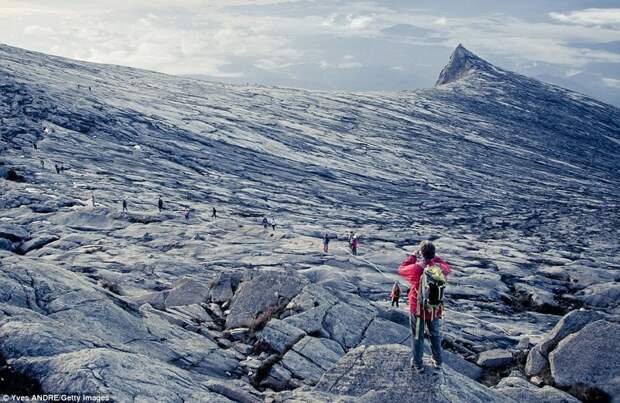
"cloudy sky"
2,0,620,105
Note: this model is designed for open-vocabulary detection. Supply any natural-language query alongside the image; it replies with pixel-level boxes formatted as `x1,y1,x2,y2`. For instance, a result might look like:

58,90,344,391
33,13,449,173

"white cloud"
24,25,56,35
322,13,375,31
320,55,363,69
602,77,620,88
549,8,620,26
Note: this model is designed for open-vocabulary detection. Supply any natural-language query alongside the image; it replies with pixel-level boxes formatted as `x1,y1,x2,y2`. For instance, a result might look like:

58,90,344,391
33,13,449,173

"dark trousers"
391,297,399,307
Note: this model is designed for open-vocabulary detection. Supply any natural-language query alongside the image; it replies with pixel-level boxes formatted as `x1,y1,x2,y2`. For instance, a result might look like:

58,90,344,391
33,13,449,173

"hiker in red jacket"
390,282,401,307
398,240,450,374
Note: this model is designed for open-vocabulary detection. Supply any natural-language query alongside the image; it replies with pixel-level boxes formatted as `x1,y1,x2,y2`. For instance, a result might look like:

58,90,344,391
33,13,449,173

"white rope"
337,245,515,336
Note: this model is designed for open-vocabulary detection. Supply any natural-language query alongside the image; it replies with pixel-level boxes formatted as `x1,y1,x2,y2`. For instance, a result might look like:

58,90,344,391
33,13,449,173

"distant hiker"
92,194,95,207
33,143,37,149
77,84,81,89
351,235,359,255
88,86,92,92
158,197,163,213
390,282,401,307
262,217,269,229
60,165,65,173
271,217,276,231
185,208,191,221
212,207,217,218
398,240,450,374
323,233,330,253
122,199,128,212
347,231,354,245
40,160,44,169
54,164,60,174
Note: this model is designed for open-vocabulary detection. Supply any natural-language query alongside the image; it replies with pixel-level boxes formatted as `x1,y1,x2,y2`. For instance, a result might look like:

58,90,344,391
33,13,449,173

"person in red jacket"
398,240,450,374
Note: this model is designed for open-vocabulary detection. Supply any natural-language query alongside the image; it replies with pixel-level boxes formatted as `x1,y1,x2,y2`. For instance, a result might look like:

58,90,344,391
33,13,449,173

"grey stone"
0,223,28,242
261,364,292,391
323,303,373,349
226,272,304,329
524,344,548,378
309,344,513,402
17,234,59,254
256,319,305,354
477,349,513,368
165,278,211,308
211,273,234,304
360,317,410,346
494,376,580,403
0,238,14,252
291,336,345,371
550,320,620,401
539,309,604,354
280,349,324,385
574,283,620,309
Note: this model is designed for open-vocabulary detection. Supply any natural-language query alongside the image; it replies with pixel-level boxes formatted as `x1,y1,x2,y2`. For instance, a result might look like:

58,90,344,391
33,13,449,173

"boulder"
9,348,236,402
360,317,410,346
322,303,374,349
494,376,579,403
0,223,28,242
284,344,514,402
574,283,620,309
256,319,305,354
226,272,304,329
477,349,513,369
280,349,324,385
261,364,293,391
549,320,620,401
443,351,483,381
524,344,548,378
290,336,344,371
210,273,234,304
0,238,14,252
165,278,211,308
17,235,59,254
539,309,603,354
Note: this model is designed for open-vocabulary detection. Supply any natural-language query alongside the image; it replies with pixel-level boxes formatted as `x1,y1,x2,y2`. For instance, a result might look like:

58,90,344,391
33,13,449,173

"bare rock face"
226,272,305,330
477,349,513,369
549,320,620,402
271,344,513,402
435,44,495,86
494,376,579,403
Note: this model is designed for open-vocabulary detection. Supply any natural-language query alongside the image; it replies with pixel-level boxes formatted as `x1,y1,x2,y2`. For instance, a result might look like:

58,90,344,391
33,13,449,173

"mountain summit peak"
435,44,494,86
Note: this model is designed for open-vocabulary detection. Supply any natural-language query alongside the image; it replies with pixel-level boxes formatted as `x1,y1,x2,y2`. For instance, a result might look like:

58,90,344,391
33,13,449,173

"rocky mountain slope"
0,43,619,402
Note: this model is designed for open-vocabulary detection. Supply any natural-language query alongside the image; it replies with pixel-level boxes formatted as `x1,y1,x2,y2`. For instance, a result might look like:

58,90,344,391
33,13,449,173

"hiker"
398,240,450,374
212,207,217,218
40,160,44,169
92,194,95,207
271,217,276,231
323,233,330,253
60,165,65,173
88,86,92,92
122,199,128,212
158,197,163,213
390,282,401,307
262,216,269,229
351,235,359,255
33,143,37,149
77,84,81,89
347,231,354,246
54,164,60,174
185,208,191,221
